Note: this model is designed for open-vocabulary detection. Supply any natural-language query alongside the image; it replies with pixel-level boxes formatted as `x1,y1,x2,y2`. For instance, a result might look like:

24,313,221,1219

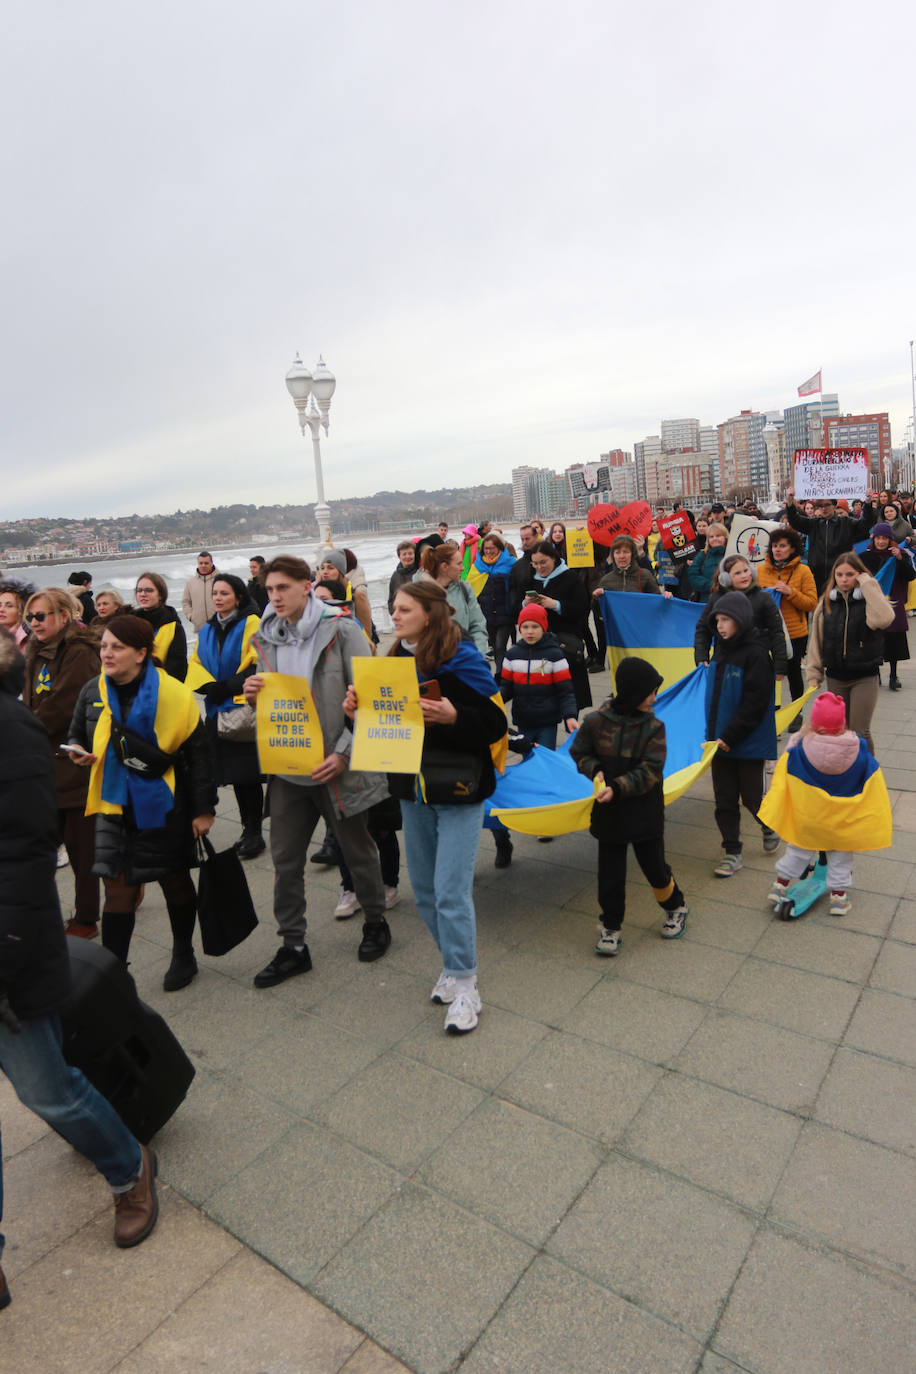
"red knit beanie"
810,692,846,735
517,603,548,630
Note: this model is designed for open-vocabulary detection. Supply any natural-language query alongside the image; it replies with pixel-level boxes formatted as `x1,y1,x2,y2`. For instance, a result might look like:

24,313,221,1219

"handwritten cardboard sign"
565,526,595,568
256,673,324,775
586,501,653,547
794,449,868,501
350,657,424,774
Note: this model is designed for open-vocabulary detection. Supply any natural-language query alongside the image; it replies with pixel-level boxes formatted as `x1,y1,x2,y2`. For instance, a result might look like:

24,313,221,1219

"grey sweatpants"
267,777,385,945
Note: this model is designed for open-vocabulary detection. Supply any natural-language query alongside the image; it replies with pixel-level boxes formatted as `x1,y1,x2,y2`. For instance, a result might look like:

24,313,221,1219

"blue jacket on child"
704,593,776,759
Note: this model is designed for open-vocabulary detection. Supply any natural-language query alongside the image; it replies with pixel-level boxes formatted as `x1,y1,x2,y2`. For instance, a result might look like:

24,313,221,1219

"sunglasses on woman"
26,611,52,623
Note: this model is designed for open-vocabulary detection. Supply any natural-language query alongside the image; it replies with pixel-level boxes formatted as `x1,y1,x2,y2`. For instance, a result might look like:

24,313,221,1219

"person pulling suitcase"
0,628,158,1312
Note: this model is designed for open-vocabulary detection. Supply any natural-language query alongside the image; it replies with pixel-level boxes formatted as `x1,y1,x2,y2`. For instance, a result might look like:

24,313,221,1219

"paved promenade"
3,661,915,1372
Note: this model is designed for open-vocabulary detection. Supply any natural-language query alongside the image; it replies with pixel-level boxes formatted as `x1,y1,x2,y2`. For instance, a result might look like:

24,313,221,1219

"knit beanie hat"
810,692,846,735
317,547,347,578
612,656,663,713
872,522,894,539
517,603,548,630
713,591,752,633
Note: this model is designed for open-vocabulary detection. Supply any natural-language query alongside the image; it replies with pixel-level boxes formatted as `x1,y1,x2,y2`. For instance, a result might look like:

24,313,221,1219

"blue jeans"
0,1013,142,1260
528,724,558,749
400,800,484,978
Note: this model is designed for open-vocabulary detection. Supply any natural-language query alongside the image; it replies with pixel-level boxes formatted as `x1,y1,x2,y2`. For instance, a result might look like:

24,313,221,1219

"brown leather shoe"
64,919,99,939
113,1145,159,1248
0,1263,10,1310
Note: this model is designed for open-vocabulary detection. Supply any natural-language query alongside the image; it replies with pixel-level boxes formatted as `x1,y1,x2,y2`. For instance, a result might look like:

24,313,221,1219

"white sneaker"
660,904,689,939
767,878,790,906
384,885,400,910
430,972,457,1004
444,988,482,1034
333,889,360,919
595,925,621,956
829,891,851,917
57,845,69,869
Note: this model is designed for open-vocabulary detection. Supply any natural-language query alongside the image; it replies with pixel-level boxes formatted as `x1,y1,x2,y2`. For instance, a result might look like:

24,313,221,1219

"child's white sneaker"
660,904,689,939
829,891,851,917
595,924,621,956
714,854,743,878
659,906,686,939
768,877,791,906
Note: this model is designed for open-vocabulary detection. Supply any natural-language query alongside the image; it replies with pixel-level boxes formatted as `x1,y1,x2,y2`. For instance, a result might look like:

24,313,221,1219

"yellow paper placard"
350,657,425,774
566,526,595,568
256,673,324,775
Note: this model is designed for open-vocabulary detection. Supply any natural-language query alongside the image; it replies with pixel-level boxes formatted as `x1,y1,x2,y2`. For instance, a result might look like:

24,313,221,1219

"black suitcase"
59,938,196,1144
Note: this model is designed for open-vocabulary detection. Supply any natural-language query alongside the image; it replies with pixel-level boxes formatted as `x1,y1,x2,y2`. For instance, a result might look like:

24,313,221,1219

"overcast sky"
3,1,914,521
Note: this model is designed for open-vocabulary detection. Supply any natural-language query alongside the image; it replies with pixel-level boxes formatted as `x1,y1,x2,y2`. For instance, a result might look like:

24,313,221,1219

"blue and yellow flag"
599,591,702,690
758,738,892,852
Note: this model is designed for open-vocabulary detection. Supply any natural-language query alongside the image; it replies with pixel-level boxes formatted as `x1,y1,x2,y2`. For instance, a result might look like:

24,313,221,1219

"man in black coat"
509,524,539,619
0,630,158,1311
784,488,876,593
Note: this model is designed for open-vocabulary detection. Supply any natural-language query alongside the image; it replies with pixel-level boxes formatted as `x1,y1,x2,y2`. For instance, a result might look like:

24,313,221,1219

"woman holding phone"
344,582,507,1034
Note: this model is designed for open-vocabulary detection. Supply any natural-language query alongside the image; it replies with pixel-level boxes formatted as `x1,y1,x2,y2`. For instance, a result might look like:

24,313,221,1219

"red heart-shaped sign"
587,501,653,546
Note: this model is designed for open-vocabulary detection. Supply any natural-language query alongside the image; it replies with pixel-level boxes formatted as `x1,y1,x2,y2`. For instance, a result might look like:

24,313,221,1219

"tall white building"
661,418,701,453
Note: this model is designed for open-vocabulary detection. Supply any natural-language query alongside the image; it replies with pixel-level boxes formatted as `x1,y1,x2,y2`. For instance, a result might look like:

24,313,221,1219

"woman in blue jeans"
346,582,507,1034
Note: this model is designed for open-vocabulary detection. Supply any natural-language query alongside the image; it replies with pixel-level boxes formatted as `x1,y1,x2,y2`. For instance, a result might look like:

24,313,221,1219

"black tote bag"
195,836,259,955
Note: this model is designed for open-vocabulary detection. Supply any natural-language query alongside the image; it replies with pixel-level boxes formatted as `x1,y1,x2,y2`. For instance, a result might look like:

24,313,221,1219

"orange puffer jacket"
756,555,817,640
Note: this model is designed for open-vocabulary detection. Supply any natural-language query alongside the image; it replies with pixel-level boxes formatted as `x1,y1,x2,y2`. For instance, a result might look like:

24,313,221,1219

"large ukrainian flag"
758,738,892,851
599,590,702,690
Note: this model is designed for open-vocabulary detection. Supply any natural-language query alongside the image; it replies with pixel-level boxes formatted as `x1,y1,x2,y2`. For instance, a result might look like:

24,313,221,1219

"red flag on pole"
797,370,822,397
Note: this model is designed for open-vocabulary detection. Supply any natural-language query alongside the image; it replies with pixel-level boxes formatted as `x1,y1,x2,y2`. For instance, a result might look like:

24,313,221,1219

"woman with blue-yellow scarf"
67,615,216,992
186,574,265,858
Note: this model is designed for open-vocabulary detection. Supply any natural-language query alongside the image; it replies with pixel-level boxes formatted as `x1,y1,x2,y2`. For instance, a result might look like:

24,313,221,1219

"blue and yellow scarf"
87,662,201,828
186,614,260,714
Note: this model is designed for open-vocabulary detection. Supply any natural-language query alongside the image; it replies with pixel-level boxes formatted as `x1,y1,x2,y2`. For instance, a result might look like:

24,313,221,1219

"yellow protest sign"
566,526,595,568
350,657,424,774
256,673,324,776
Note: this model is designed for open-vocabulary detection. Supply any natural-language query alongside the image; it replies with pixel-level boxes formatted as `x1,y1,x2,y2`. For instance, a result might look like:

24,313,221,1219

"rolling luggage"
59,938,195,1144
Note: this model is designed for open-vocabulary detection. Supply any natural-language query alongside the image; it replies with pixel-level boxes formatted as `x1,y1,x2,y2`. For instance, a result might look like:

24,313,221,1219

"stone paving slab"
7,665,916,1370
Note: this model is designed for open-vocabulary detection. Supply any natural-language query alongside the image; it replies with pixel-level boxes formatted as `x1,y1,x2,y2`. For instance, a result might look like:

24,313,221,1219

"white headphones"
828,587,864,601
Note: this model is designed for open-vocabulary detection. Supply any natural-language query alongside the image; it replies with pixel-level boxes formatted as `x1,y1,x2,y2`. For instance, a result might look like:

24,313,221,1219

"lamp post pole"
909,339,916,492
285,354,337,543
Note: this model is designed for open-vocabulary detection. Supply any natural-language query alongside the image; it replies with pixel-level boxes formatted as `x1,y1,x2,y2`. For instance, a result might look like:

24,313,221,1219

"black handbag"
418,747,486,805
195,837,259,955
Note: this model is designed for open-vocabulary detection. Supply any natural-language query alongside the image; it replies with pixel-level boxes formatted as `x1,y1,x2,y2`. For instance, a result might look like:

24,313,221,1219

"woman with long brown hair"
806,552,894,754
345,581,506,1034
416,542,489,654
133,571,187,681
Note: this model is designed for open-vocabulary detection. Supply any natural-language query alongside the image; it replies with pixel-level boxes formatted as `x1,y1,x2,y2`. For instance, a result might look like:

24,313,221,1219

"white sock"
452,976,478,998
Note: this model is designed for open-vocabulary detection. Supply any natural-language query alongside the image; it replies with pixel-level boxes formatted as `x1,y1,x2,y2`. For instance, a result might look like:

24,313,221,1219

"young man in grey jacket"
244,556,390,986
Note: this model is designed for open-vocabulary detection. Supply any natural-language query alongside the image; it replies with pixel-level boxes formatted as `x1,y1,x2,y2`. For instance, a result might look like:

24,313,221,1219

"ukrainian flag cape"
87,663,201,827
599,590,702,690
186,613,260,713
758,738,892,852
853,540,914,594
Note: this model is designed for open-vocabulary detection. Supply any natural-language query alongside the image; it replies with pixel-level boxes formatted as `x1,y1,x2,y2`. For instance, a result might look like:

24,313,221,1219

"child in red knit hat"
499,604,579,750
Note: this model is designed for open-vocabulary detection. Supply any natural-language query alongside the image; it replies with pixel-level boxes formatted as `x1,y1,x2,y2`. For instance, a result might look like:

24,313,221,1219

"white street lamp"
285,353,337,542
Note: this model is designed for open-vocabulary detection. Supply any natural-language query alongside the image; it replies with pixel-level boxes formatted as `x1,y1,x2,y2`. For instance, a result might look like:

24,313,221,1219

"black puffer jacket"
694,581,789,674
69,672,217,883
134,602,188,682
0,633,71,1019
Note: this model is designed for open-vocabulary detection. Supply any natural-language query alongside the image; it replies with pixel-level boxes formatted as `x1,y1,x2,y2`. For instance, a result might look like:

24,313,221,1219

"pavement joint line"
753,1215,916,1292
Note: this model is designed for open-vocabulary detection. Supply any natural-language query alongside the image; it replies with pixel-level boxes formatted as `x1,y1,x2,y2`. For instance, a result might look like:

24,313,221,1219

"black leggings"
597,838,683,931
711,755,766,853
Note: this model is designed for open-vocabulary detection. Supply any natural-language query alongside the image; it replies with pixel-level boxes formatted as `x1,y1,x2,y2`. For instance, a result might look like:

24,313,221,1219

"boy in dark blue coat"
704,591,778,876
